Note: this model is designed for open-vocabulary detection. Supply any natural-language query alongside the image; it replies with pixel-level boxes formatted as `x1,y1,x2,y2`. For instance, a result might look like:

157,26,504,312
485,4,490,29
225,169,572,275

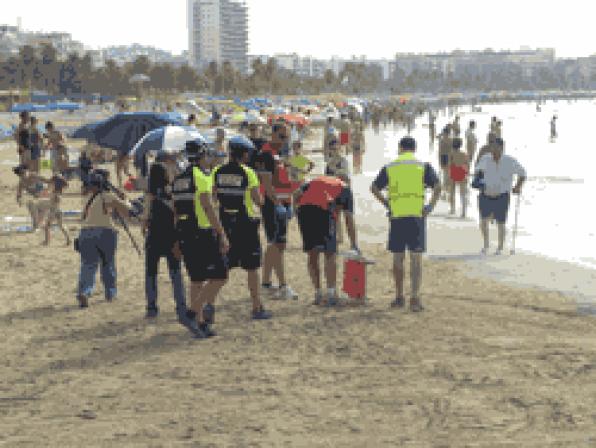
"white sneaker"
276,285,299,300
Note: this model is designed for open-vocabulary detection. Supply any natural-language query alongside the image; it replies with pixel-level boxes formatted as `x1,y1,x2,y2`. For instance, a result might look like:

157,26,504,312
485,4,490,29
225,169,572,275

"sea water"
353,99,596,272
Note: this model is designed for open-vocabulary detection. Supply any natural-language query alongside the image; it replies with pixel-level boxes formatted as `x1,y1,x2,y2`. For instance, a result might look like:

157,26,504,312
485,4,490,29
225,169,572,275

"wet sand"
1,151,596,446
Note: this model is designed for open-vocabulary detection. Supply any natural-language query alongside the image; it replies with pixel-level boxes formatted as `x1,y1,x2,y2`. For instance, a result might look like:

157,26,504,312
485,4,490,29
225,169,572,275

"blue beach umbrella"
71,112,184,155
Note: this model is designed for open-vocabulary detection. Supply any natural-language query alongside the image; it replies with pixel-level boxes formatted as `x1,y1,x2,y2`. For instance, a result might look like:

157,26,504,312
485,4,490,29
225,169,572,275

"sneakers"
187,320,216,339
313,291,324,306
77,294,88,309
275,285,299,301
390,297,405,308
326,296,339,307
495,248,503,256
252,308,273,320
203,304,215,325
409,298,425,313
480,247,488,255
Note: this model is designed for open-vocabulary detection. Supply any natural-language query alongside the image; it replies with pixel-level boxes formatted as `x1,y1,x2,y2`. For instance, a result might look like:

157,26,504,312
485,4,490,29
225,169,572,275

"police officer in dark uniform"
172,138,229,338
212,136,272,320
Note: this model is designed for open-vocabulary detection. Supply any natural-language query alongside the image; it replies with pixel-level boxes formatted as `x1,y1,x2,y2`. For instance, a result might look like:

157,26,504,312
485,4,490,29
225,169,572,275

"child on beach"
36,175,70,246
288,141,314,182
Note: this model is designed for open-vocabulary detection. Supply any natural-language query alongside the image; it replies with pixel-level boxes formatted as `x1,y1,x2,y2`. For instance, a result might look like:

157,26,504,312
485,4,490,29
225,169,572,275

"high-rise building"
187,0,248,74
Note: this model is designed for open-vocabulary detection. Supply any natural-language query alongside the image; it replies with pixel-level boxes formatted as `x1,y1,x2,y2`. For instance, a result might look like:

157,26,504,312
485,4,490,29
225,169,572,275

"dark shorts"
30,146,41,161
178,221,228,282
262,198,289,244
478,193,510,223
388,217,426,253
440,154,449,168
221,212,262,271
297,205,337,253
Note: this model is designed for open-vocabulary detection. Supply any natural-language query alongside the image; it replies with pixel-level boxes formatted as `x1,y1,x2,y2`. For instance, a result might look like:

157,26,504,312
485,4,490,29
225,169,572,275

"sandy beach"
1,143,596,447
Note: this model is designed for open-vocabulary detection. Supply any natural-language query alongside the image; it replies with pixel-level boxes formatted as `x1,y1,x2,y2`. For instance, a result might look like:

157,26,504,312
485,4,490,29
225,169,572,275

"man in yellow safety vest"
370,136,441,312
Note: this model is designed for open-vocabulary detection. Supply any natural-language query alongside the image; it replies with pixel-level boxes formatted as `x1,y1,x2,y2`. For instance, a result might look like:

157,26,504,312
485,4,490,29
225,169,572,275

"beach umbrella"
71,112,184,155
130,125,209,169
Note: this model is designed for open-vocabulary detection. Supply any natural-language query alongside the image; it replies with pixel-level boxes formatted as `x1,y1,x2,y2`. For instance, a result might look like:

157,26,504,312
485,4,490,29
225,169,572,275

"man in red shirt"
294,176,359,306
254,123,298,300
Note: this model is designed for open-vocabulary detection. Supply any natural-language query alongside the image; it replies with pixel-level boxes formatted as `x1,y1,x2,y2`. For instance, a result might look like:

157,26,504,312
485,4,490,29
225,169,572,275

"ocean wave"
528,176,584,184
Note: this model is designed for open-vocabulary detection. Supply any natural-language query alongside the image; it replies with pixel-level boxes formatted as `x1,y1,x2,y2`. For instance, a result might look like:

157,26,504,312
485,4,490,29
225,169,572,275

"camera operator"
76,170,133,308
142,153,190,325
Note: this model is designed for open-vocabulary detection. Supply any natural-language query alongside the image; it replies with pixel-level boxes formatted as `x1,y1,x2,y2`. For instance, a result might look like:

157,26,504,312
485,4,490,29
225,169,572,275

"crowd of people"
9,104,527,340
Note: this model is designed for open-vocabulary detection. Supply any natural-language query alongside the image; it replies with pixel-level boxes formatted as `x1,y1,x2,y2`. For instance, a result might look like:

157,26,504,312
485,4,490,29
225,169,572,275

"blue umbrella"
71,112,184,155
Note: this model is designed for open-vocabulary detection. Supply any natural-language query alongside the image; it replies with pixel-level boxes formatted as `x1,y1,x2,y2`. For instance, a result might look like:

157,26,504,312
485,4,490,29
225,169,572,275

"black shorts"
262,198,289,244
297,205,337,253
178,222,228,282
388,217,426,253
221,212,262,271
440,154,449,168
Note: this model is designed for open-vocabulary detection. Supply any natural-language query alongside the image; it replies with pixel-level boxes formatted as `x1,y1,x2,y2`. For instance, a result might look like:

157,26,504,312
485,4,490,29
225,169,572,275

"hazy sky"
2,0,594,58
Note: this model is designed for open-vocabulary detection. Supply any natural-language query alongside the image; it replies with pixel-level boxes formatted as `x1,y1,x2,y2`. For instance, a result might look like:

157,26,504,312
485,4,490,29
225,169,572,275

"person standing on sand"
288,140,314,183
448,138,470,218
465,120,478,165
339,113,351,154
141,153,189,324
15,111,31,168
76,170,133,308
323,116,335,162
452,115,461,136
172,140,229,338
36,175,70,246
476,132,497,165
371,137,441,312
495,120,503,139
294,175,360,306
256,123,298,301
490,116,498,135
438,126,452,198
550,115,557,139
212,136,273,320
475,138,526,255
429,110,436,146
351,120,365,175
29,116,41,174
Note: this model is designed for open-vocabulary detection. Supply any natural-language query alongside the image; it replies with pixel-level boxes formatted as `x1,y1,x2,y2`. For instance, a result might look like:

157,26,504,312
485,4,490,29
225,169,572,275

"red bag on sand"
449,165,468,182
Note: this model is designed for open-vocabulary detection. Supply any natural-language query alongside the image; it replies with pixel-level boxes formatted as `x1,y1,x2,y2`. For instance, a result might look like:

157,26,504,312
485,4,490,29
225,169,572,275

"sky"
2,0,594,58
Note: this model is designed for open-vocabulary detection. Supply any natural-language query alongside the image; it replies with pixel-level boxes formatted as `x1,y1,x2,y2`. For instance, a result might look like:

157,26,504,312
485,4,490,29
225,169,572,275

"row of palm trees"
0,44,383,97
3,44,592,98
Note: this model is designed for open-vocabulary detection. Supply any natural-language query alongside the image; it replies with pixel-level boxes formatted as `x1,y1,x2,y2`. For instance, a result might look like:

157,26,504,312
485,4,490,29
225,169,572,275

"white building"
187,0,248,74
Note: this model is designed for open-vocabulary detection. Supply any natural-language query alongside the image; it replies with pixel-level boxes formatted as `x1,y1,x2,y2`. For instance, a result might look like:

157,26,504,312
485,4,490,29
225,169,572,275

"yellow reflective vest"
386,152,425,218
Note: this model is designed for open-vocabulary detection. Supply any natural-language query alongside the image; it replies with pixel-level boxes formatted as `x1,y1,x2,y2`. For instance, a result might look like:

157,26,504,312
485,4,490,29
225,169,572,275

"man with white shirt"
475,138,526,255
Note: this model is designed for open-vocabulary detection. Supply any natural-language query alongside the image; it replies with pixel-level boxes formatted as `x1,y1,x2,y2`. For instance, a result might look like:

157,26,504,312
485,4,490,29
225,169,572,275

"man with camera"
142,153,189,324
76,170,133,308
172,140,229,339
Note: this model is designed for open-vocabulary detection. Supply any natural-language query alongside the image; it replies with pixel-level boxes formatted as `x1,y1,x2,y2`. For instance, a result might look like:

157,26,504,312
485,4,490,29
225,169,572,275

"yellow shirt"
289,155,312,181
193,167,213,229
